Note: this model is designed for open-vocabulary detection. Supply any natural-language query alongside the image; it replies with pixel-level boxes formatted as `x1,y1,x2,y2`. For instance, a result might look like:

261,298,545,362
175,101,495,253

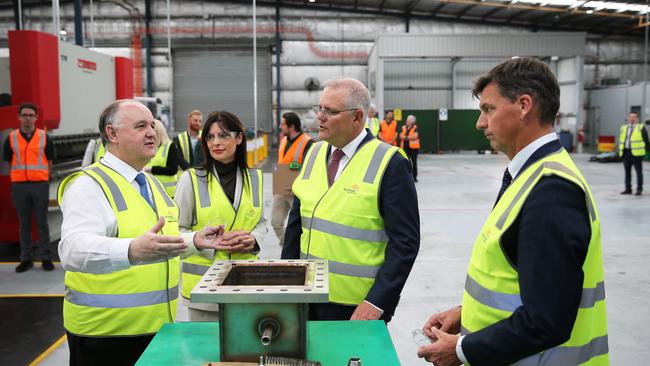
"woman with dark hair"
174,111,267,321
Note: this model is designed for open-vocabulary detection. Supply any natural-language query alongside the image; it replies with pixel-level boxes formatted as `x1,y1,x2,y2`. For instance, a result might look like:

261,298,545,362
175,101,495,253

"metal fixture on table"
192,259,329,363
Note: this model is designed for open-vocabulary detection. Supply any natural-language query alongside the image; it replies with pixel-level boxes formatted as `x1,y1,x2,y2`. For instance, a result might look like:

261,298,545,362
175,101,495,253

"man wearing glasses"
2,103,55,272
282,78,420,323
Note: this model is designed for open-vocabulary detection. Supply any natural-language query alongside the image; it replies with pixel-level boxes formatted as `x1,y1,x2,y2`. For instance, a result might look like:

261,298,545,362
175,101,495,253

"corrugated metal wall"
2,1,650,136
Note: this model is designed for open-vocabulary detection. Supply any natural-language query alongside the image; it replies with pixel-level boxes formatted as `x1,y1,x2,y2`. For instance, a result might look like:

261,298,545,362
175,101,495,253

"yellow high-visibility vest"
180,168,262,300
293,139,401,305
461,149,608,365
57,163,180,336
146,141,178,197
618,124,646,157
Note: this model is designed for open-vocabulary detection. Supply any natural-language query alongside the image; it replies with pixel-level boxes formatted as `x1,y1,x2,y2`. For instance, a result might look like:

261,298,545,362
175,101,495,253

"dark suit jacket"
281,130,420,317
463,140,592,365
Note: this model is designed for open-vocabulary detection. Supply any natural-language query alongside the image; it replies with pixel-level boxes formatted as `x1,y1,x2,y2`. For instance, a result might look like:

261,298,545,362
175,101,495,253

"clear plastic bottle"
412,328,433,347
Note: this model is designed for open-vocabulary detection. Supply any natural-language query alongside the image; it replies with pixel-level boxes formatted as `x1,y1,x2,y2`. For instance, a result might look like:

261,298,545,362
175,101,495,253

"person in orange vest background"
400,114,420,182
271,112,314,246
2,103,55,273
379,110,398,146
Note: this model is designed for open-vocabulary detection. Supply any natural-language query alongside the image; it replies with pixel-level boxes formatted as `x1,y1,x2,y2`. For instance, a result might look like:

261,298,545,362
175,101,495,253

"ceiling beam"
431,2,446,16
506,9,529,22
481,6,503,20
456,4,477,18
405,0,423,14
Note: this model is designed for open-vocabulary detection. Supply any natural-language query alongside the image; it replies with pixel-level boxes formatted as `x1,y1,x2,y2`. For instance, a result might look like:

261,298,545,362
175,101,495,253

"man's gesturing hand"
128,216,187,263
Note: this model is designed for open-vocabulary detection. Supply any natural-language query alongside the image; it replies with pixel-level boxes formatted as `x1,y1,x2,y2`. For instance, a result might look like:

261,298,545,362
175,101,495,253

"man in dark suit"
417,58,608,365
281,78,420,323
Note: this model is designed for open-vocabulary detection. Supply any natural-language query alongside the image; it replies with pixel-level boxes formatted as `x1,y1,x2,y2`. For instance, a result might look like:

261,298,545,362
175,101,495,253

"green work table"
136,320,400,365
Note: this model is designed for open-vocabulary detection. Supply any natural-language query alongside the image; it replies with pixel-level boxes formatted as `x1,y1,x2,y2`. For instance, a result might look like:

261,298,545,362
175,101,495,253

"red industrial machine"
0,30,134,242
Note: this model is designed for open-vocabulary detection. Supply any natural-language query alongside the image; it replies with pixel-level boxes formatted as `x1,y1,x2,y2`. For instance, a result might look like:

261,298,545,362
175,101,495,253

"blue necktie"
135,173,154,209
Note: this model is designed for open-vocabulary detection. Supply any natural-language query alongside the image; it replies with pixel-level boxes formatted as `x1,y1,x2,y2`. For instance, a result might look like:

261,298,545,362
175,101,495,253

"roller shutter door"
173,48,272,132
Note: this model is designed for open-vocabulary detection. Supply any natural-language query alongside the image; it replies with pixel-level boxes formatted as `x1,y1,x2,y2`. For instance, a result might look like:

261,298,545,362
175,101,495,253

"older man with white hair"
282,78,420,323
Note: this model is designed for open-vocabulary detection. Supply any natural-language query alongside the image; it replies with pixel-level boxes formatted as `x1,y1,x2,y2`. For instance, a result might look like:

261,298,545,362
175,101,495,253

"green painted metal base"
136,320,400,365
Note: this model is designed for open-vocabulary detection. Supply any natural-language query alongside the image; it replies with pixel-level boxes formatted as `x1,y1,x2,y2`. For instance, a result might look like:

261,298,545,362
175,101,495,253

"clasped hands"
128,217,255,264
417,306,463,366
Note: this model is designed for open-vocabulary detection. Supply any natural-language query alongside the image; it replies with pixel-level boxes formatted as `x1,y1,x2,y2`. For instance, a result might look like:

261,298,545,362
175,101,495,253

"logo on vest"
246,208,257,218
343,184,360,195
480,228,492,244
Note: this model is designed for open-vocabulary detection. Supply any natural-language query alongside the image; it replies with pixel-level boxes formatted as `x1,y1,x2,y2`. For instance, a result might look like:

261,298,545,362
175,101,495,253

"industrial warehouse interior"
1,0,649,365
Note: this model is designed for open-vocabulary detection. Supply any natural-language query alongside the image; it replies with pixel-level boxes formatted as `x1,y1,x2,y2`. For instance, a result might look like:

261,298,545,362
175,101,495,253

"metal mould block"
190,259,329,304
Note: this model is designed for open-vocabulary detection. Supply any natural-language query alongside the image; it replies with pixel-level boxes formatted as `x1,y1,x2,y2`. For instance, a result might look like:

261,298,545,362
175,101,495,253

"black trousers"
309,303,393,323
622,149,643,191
66,332,154,366
404,148,419,181
10,181,51,261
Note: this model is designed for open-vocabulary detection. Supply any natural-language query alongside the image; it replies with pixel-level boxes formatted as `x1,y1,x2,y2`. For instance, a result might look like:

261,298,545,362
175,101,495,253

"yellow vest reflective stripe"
57,163,180,336
293,139,398,305
365,117,380,137
178,130,201,164
146,142,178,197
618,124,646,157
180,168,262,299
94,138,105,163
460,149,608,365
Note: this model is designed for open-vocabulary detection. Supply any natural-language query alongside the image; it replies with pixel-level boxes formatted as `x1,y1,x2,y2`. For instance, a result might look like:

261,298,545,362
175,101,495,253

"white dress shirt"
329,129,368,182
58,151,199,274
455,131,559,364
507,132,559,179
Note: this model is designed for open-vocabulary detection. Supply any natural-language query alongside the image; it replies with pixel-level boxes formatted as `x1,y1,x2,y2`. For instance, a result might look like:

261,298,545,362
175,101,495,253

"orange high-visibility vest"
400,125,420,150
379,120,398,146
9,128,49,182
278,133,312,165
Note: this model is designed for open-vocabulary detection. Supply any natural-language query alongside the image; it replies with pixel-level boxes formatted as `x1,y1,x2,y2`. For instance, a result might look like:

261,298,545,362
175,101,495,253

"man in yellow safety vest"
416,58,608,366
58,100,225,365
281,78,420,323
618,112,649,195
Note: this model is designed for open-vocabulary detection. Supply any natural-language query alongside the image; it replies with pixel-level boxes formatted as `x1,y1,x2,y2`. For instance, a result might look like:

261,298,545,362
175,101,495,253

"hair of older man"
324,78,370,119
98,99,141,145
472,57,560,125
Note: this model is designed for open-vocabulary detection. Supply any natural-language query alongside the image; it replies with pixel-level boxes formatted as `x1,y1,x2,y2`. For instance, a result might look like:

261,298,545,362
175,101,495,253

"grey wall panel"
384,90,451,110
557,58,578,82
589,86,632,136
272,65,367,90
173,48,272,132
374,33,586,58
0,57,10,95
560,84,578,116
384,60,450,88
453,90,481,110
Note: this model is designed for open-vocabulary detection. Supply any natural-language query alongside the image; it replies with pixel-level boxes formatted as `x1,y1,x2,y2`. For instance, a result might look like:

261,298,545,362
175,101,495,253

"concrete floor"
1,153,648,365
